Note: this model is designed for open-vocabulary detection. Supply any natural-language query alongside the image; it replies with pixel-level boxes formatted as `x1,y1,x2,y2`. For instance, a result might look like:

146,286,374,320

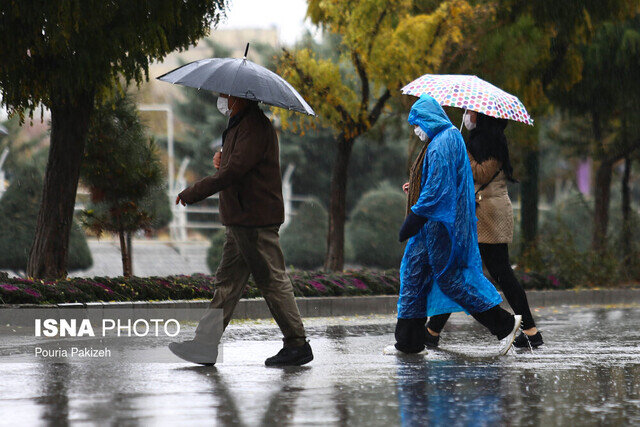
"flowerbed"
514,270,570,290
0,267,603,305
0,270,401,305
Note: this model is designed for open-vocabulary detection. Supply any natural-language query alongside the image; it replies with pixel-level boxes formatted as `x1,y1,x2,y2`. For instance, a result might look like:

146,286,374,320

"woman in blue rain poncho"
393,95,521,355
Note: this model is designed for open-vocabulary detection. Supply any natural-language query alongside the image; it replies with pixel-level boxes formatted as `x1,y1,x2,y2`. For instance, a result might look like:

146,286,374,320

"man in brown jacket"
169,94,313,366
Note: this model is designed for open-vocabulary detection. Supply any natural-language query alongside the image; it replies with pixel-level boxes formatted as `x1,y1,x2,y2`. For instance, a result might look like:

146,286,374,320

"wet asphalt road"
0,305,639,426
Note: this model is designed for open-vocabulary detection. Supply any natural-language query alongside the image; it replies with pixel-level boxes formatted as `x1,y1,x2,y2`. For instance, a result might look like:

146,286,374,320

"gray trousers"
195,226,307,347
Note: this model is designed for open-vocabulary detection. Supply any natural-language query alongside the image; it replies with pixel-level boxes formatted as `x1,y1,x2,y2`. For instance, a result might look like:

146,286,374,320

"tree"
80,92,167,277
496,0,639,255
0,164,92,275
276,0,477,271
279,111,408,213
0,1,228,279
544,12,640,253
439,9,549,256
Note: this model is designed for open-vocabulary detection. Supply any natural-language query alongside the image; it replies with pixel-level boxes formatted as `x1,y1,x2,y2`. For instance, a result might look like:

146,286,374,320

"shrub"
206,229,227,273
518,191,640,287
348,183,406,268
281,200,328,269
0,165,92,274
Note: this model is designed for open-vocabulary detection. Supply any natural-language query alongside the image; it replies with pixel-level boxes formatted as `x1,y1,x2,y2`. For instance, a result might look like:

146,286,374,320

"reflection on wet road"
1,305,639,425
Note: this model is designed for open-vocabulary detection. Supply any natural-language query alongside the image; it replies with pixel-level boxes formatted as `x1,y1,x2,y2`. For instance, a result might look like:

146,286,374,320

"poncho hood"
408,94,453,140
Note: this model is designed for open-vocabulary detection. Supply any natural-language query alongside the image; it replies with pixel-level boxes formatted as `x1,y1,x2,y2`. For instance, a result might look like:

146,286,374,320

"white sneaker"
498,315,522,356
383,344,427,356
169,340,218,365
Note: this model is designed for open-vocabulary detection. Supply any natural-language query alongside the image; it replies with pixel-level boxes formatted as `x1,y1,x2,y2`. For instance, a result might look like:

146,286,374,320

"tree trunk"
592,159,613,253
119,230,133,277
621,156,631,268
520,146,539,257
27,91,94,279
324,135,354,271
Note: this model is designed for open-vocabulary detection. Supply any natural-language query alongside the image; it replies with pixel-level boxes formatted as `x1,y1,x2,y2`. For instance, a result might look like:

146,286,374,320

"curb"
2,289,639,319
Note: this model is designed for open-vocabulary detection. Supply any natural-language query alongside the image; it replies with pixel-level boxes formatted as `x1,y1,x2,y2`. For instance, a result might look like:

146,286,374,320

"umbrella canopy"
402,74,533,126
0,125,7,136
157,49,315,116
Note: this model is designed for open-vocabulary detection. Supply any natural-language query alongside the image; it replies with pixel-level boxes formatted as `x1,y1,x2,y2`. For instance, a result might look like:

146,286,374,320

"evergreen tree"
81,92,168,277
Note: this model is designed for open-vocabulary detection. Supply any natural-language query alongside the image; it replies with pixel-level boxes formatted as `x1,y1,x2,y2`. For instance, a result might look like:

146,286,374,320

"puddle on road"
0,306,639,425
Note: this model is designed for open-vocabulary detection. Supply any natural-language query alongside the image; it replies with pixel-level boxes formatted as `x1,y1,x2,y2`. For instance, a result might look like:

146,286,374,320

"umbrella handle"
244,43,250,59
459,109,467,132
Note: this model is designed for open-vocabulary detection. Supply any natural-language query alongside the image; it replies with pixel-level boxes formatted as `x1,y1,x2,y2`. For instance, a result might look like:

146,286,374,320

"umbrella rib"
227,59,246,97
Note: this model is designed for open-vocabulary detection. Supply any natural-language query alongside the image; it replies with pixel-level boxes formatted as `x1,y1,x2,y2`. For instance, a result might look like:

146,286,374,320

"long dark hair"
467,113,517,182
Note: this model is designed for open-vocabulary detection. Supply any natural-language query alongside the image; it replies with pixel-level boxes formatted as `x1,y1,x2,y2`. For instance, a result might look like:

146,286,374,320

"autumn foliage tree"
0,1,227,279
276,0,479,271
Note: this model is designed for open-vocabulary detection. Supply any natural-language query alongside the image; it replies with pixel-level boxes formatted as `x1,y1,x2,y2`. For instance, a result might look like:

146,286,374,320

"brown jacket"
178,105,285,227
470,152,514,244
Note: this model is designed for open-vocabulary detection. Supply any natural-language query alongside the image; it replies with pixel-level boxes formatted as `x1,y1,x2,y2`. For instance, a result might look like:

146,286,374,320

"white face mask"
463,111,476,130
217,97,231,117
414,126,428,142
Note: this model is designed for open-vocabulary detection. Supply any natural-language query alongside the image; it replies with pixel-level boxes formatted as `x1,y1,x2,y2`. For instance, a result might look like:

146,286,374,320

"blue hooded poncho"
397,95,502,318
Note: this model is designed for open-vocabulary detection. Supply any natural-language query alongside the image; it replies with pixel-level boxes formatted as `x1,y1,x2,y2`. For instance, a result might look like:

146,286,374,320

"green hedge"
347,183,407,268
281,200,328,269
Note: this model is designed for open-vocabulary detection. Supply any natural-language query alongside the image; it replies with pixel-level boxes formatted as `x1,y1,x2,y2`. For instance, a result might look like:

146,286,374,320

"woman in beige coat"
424,111,543,349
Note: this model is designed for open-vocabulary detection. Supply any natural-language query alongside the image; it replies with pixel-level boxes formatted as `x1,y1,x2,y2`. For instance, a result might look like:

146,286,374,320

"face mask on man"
217,96,232,117
463,111,476,131
414,126,428,142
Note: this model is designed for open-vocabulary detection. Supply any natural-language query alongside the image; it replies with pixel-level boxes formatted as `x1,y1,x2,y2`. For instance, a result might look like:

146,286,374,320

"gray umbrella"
0,125,7,136
157,44,315,116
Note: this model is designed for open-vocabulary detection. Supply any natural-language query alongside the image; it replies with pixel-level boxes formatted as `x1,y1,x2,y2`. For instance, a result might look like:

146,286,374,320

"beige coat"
469,152,514,244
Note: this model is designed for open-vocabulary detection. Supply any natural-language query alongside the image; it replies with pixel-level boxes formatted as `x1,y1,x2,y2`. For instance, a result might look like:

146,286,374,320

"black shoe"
424,329,440,348
265,342,313,366
513,331,544,349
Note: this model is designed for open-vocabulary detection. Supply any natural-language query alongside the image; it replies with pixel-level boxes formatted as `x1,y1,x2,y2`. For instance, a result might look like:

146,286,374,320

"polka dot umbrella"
401,74,534,126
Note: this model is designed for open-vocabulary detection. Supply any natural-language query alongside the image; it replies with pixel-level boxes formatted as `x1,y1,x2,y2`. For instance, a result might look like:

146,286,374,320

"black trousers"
395,304,515,353
427,243,536,334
